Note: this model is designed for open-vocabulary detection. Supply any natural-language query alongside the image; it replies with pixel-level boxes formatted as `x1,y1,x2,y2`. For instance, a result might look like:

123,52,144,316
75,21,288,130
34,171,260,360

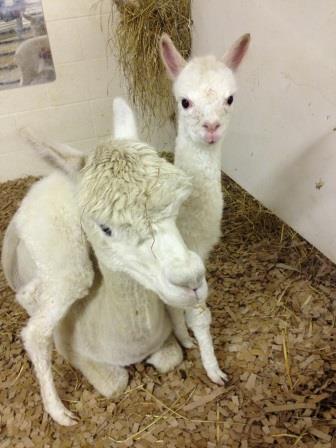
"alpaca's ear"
222,33,250,71
20,128,85,175
159,33,186,80
113,97,138,140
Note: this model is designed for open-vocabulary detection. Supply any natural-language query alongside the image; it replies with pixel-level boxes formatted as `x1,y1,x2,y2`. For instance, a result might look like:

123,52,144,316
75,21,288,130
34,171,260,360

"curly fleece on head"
78,140,192,235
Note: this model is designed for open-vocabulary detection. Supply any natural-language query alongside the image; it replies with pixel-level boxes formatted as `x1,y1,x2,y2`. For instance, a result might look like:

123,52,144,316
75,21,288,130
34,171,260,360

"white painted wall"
1,0,335,263
193,0,336,263
0,0,174,181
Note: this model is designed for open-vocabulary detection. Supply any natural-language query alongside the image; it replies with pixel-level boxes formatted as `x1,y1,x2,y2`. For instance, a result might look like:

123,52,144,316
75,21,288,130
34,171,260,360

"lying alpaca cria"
159,32,251,383
1,119,207,425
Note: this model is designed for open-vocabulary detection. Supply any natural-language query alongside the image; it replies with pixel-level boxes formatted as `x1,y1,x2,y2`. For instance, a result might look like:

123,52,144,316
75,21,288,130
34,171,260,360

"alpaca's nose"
169,272,204,291
167,254,205,290
203,121,220,132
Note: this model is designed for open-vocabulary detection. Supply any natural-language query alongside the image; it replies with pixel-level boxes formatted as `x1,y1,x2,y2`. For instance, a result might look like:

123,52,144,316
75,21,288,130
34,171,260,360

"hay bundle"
108,0,192,128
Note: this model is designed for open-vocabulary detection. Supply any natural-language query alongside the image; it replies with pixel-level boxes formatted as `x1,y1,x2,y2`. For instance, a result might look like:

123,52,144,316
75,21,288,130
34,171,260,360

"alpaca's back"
2,172,93,310
2,216,21,290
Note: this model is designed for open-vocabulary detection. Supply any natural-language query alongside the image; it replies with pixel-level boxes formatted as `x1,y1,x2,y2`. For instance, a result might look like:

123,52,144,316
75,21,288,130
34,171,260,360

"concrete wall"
193,0,336,263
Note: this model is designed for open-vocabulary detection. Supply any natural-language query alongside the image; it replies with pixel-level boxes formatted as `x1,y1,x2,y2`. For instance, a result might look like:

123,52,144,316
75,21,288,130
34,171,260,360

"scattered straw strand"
282,328,293,390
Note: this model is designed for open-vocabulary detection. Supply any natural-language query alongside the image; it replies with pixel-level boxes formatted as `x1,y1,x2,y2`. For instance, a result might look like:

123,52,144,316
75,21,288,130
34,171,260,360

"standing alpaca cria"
1,118,207,425
159,33,251,383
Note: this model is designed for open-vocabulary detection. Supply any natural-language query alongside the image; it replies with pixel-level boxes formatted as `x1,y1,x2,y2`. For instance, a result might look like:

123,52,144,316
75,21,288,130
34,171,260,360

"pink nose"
203,121,220,132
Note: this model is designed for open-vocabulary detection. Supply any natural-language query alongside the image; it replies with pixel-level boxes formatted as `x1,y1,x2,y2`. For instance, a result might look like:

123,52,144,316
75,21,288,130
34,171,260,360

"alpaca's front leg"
21,295,79,426
186,305,228,385
167,306,195,348
20,275,92,426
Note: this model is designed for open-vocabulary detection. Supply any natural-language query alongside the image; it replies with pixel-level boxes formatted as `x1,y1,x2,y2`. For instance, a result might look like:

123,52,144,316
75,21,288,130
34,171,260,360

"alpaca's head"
79,141,208,307
23,13,47,36
160,33,250,146
22,128,207,308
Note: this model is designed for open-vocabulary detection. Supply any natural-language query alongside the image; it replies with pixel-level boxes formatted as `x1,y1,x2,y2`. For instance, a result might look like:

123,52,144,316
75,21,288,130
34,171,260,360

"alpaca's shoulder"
14,171,91,280
16,172,79,228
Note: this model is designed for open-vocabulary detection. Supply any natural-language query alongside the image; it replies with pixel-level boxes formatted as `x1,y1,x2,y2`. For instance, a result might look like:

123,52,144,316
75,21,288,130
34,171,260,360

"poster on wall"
0,0,55,90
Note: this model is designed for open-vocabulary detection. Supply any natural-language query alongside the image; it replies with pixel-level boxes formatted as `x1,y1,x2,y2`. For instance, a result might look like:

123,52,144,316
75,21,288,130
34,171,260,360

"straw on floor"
0,174,335,447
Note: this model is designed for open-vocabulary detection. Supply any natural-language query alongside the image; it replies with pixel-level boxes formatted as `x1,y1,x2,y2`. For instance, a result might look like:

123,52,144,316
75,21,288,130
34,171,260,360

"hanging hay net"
106,0,192,130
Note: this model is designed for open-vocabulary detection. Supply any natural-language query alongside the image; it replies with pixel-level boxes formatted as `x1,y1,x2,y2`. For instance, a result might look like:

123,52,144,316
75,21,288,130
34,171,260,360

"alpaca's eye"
227,95,234,106
100,224,112,237
181,98,190,109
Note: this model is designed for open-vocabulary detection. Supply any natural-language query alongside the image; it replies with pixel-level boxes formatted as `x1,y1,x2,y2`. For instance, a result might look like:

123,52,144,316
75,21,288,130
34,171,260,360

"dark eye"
227,95,234,106
100,224,112,236
181,98,190,109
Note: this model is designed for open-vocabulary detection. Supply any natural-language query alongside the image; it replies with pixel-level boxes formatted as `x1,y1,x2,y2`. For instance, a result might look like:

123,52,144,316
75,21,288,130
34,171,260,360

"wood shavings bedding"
0,174,335,447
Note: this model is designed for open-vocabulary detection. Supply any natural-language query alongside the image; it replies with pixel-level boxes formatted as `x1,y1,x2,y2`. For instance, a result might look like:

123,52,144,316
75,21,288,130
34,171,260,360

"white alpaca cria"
159,33,251,384
1,116,208,425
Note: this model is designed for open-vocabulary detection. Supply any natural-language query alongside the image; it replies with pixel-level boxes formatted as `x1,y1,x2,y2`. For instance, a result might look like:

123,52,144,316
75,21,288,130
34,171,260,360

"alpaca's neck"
175,124,222,182
99,265,131,296
59,262,171,366
98,265,151,312
174,122,224,260
92,264,166,337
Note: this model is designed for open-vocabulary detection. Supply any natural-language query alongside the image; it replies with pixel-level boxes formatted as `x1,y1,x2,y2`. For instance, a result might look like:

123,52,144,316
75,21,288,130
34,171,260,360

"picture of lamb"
0,0,55,89
15,7,53,86
14,34,55,86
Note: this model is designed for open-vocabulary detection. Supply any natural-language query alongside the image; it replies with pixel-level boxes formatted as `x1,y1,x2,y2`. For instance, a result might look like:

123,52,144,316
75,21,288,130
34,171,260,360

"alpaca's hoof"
46,401,78,426
206,365,229,386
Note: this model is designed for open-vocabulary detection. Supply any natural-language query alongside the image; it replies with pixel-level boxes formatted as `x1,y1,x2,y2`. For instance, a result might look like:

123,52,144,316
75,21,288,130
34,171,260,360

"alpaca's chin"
156,279,208,309
157,287,200,308
189,131,222,148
